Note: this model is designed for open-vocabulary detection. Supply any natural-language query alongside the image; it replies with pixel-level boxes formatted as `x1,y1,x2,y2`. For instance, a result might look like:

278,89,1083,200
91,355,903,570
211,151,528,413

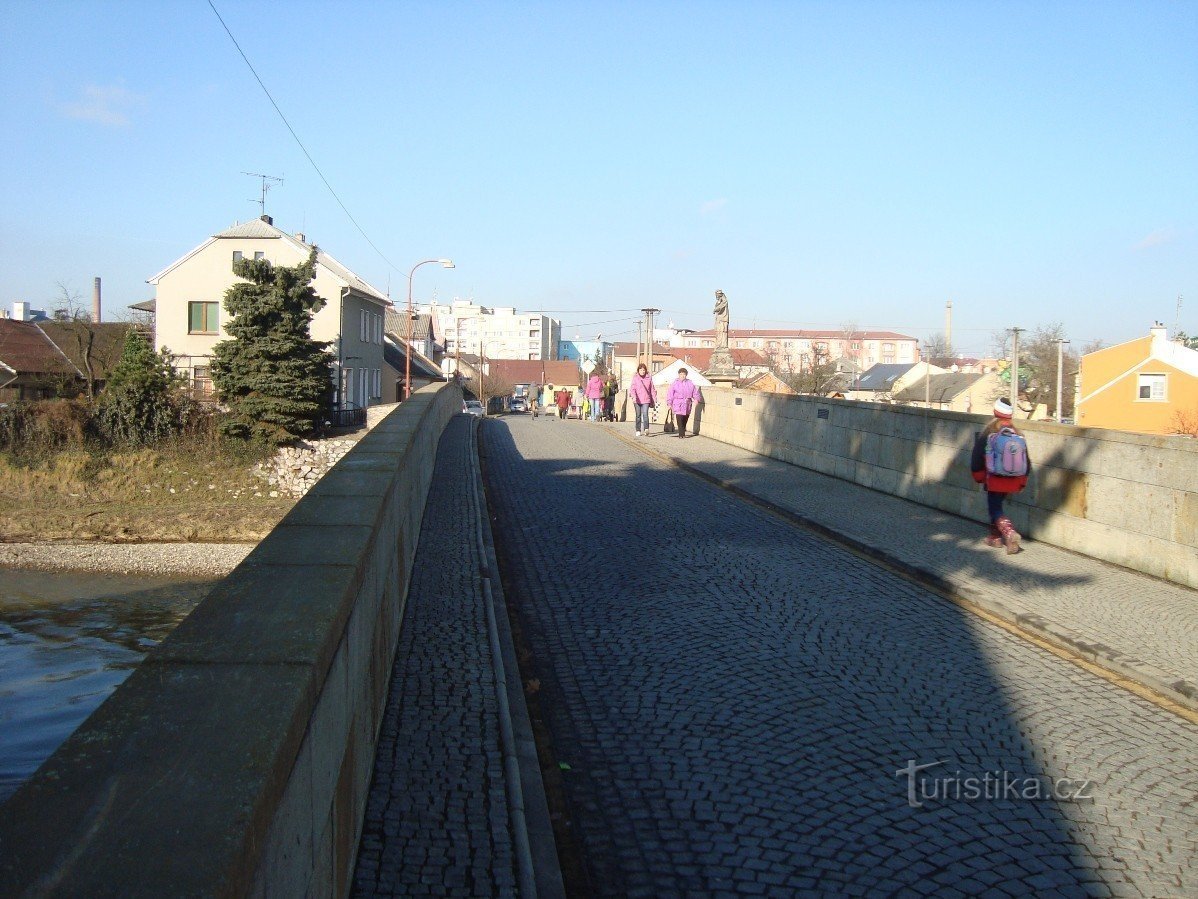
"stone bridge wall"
0,383,461,897
695,388,1198,589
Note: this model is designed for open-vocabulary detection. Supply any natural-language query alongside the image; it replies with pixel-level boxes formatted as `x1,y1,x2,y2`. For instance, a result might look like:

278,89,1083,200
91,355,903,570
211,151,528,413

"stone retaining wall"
0,384,462,897
695,388,1198,589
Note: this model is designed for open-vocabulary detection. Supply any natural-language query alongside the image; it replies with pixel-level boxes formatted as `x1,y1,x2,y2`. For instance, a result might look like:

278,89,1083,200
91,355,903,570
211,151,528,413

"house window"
1137,373,1167,401
188,301,219,334
253,251,265,261
193,365,213,399
360,311,367,342
372,368,381,398
232,251,243,263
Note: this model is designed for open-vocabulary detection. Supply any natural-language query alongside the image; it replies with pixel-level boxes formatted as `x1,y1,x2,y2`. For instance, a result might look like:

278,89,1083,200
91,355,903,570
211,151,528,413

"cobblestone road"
353,415,519,897
483,415,1198,898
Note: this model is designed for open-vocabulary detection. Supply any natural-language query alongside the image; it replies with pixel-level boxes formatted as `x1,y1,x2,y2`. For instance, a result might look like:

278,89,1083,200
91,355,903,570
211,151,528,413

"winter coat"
970,422,1031,493
666,378,701,415
555,390,570,410
629,373,656,405
585,375,604,400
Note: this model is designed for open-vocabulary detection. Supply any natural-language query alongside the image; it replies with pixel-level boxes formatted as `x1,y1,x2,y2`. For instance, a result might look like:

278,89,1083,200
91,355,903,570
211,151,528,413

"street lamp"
405,258,454,399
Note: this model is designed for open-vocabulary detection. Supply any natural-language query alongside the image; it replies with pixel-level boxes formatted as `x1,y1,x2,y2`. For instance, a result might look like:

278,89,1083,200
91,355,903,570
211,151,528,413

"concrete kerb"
468,418,566,899
612,429,1198,722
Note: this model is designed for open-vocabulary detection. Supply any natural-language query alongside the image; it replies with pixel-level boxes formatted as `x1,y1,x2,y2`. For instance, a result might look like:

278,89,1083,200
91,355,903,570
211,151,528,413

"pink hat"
993,397,1014,418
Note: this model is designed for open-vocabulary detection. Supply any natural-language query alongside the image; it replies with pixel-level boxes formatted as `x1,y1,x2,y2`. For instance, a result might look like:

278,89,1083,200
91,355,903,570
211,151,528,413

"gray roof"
855,363,917,391
892,372,983,404
149,217,389,304
385,310,434,341
383,337,442,380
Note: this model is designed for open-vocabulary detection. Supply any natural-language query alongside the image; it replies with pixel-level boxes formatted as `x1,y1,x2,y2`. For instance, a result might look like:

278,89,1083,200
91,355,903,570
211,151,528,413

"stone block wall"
695,388,1198,588
0,383,462,897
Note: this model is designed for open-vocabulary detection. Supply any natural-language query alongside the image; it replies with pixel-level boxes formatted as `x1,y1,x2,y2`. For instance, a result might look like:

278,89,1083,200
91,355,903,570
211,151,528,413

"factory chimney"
93,277,102,323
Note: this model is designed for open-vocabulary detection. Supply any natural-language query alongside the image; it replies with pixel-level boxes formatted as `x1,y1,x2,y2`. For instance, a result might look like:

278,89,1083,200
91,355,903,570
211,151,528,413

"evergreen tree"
98,329,182,445
210,249,334,443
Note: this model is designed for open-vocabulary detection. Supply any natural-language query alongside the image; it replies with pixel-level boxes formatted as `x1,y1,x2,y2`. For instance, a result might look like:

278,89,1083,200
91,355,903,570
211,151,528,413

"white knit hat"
993,397,1014,418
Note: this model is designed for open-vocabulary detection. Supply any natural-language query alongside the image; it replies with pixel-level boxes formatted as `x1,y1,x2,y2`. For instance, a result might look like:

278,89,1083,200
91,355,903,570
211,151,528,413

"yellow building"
1077,324,1198,435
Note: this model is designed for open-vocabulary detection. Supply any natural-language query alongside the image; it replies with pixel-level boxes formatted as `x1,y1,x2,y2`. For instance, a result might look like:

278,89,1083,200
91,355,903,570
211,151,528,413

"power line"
206,0,400,273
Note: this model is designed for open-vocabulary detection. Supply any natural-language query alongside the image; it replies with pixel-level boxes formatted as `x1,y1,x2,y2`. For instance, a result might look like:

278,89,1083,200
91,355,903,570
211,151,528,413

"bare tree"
51,281,91,322
990,329,1012,360
1017,323,1081,419
924,331,949,360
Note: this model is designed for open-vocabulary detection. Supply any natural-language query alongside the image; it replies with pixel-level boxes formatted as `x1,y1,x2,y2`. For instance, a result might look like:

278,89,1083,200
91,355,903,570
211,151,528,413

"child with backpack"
970,397,1031,554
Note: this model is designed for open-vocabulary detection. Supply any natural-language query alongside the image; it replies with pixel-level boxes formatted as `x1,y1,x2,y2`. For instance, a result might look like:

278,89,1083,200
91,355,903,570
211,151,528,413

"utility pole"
642,307,660,369
1009,327,1024,410
1055,338,1071,422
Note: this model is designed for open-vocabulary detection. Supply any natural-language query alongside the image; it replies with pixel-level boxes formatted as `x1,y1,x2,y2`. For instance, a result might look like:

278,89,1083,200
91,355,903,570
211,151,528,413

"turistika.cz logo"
895,760,1095,809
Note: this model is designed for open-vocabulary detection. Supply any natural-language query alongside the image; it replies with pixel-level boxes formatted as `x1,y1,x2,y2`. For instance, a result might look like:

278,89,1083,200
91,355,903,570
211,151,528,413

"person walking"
628,363,657,436
555,387,569,419
970,396,1031,554
603,374,619,422
585,373,604,422
666,368,701,439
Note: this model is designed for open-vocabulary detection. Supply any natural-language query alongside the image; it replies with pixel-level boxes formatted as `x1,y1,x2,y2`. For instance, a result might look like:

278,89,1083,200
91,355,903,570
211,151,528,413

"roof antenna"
243,171,284,216
1175,294,1183,338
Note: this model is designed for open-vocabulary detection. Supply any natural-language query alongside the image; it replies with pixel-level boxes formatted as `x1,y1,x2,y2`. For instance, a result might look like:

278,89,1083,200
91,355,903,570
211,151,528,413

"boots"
984,524,1004,548
996,517,1021,555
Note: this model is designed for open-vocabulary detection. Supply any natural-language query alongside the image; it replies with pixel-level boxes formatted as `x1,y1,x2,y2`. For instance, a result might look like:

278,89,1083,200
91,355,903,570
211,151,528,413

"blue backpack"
986,427,1028,477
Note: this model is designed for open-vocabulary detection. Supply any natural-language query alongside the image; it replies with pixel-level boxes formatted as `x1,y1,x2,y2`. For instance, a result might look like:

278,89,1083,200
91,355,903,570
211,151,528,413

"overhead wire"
206,0,401,274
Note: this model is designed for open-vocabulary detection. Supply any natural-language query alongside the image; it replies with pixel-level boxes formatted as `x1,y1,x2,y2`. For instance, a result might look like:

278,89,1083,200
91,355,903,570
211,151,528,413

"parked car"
510,397,527,413
463,400,485,417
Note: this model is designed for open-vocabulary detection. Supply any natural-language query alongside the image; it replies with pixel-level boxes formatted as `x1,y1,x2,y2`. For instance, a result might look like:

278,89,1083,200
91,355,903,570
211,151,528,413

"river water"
0,569,215,803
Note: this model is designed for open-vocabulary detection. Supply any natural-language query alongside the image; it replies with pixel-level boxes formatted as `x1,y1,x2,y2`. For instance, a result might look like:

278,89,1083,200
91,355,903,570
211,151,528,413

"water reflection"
0,569,214,803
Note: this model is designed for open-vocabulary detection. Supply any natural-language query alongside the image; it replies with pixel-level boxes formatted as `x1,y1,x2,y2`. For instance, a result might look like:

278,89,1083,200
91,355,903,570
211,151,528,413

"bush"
0,399,96,456
97,331,186,446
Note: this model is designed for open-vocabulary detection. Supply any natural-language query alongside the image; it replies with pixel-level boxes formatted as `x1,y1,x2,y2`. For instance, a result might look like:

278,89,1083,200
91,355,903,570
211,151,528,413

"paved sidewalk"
618,423,1198,712
352,415,557,897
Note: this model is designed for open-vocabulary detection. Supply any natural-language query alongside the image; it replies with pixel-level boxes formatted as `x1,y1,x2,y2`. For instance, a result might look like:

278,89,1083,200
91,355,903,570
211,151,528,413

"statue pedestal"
707,348,738,387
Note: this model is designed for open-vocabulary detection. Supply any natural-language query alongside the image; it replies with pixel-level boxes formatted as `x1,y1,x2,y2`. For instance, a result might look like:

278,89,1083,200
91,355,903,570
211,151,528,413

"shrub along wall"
0,383,461,897
695,388,1198,589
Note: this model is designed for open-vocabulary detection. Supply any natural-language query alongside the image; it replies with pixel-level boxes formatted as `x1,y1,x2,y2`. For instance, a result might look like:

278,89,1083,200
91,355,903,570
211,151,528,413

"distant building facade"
678,328,920,372
424,300,560,361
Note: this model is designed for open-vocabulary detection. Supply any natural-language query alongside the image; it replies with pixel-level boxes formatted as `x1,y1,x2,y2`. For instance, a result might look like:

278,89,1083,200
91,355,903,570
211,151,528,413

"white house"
147,215,389,413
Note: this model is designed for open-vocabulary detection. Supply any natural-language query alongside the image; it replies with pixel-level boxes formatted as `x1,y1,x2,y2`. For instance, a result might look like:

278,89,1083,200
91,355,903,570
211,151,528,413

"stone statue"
708,289,737,383
714,290,729,349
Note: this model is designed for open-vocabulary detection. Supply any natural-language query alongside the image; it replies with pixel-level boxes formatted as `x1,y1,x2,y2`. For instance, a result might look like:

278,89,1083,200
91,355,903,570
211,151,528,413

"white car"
463,400,485,417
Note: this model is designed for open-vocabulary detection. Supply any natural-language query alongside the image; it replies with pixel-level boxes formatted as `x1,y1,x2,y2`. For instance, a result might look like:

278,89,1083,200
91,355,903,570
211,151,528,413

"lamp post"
405,258,454,399
1055,338,1071,422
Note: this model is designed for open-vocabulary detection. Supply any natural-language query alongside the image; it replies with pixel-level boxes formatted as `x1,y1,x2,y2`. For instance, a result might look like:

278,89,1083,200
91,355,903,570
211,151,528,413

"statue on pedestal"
708,289,737,384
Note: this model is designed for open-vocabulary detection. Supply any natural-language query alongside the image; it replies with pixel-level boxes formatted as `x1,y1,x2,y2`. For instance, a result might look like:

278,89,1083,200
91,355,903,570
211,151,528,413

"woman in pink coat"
666,368,701,438
628,363,657,436
584,373,604,422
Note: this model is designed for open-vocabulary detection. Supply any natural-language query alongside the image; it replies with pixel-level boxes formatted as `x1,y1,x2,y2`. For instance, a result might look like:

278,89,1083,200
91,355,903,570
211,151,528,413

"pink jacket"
585,375,604,399
629,373,656,405
666,378,701,415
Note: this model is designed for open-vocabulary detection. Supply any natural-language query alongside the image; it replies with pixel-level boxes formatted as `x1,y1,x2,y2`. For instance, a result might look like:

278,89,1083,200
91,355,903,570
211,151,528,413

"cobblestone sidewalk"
352,415,533,897
621,422,1198,710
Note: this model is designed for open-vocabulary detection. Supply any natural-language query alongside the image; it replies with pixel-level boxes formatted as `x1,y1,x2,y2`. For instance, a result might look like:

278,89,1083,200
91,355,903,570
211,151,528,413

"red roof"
668,347,768,368
487,359,581,387
0,319,80,377
688,328,918,341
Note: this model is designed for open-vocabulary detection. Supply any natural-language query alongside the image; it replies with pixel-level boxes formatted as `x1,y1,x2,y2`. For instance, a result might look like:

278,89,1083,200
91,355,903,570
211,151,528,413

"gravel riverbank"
0,543,254,577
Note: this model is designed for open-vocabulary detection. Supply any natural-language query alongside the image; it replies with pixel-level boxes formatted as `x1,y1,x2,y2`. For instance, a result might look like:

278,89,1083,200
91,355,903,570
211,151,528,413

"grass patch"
0,438,293,543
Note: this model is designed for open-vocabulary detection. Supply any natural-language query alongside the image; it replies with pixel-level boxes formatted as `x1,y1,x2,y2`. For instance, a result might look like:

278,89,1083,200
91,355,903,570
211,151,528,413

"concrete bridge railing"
695,388,1198,589
0,382,461,897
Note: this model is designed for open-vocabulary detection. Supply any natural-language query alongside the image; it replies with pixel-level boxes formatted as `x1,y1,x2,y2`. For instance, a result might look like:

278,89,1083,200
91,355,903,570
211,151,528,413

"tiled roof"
37,322,134,381
892,372,984,403
668,347,769,369
689,328,919,341
855,363,917,391
382,337,443,380
0,319,80,377
385,311,434,341
149,217,389,304
487,359,581,387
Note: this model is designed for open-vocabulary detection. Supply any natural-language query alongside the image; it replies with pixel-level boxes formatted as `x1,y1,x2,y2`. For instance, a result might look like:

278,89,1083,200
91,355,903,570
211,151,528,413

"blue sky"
1,1,1194,356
